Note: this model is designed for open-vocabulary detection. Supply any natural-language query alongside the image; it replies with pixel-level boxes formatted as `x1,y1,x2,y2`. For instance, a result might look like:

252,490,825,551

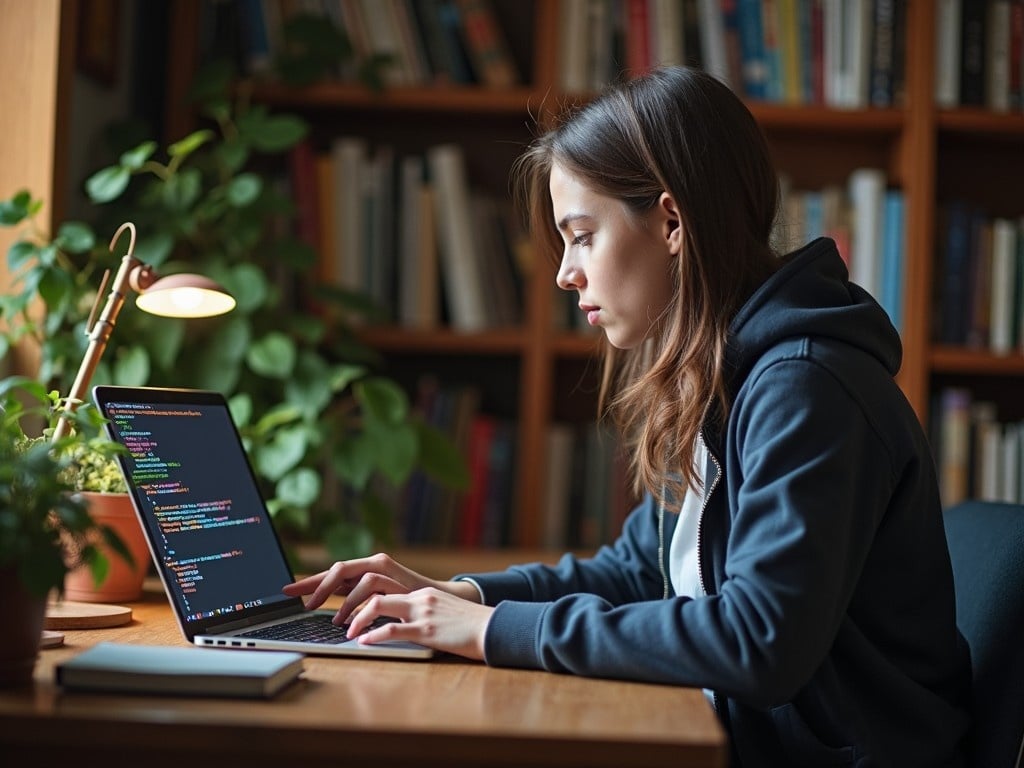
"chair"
943,500,1024,768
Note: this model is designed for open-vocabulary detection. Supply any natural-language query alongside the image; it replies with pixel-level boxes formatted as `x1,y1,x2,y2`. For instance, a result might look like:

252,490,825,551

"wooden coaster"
44,601,132,629
39,630,65,649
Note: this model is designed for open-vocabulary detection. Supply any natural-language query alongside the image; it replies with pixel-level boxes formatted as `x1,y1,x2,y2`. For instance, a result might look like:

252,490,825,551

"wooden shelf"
250,81,542,115
931,347,1024,376
937,108,1024,138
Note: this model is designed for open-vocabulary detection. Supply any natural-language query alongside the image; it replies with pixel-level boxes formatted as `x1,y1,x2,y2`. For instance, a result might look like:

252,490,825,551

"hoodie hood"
726,237,902,384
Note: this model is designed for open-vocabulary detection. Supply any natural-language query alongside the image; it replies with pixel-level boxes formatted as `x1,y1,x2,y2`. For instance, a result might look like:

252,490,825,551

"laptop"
92,385,434,660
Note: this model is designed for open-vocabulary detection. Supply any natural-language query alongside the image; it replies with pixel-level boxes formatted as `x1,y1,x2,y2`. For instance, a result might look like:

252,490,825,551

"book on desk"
55,642,304,699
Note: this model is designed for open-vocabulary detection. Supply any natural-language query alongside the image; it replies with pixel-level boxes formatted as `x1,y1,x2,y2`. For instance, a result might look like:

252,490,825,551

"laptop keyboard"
237,613,398,644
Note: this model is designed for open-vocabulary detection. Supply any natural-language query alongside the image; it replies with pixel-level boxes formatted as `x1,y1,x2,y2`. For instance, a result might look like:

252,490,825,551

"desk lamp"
51,221,235,441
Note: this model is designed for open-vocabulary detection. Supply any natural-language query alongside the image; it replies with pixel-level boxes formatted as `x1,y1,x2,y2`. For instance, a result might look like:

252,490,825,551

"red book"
288,139,322,254
458,414,497,547
625,0,650,77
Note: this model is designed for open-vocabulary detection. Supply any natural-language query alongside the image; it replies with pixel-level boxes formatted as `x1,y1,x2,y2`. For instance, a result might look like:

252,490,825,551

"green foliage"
0,378,132,597
0,62,467,562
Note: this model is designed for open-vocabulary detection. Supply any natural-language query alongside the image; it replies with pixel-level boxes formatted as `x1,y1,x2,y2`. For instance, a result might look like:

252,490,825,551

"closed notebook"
56,642,304,698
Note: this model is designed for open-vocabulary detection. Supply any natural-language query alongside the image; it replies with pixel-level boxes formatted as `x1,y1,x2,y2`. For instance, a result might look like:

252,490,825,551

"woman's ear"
659,192,684,256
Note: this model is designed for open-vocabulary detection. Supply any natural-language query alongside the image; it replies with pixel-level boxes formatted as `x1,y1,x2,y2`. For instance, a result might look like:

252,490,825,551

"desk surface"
0,585,726,768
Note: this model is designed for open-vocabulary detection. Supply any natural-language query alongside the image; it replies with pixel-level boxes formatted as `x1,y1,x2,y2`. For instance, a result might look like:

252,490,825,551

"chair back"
943,500,1024,768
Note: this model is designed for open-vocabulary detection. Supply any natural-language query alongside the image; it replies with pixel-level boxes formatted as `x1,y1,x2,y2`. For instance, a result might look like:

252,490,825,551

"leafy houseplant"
60,440,151,603
0,377,131,685
0,61,466,564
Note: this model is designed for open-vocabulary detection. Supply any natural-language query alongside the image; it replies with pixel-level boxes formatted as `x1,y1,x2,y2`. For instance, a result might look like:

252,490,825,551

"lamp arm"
51,252,154,442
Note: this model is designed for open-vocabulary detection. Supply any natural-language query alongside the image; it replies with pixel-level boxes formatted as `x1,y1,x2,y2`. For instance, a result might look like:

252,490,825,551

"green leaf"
167,129,214,159
324,520,374,561
330,364,367,393
226,173,262,207
253,404,302,435
7,240,37,272
0,190,33,226
228,392,253,427
332,433,375,490
239,113,308,153
113,345,150,386
284,351,333,419
162,167,203,210
133,232,174,267
276,467,321,507
364,420,417,485
247,332,296,379
415,421,470,490
54,221,95,254
119,140,157,170
215,140,249,174
255,425,309,481
37,267,73,310
225,263,268,312
355,377,408,423
85,165,131,203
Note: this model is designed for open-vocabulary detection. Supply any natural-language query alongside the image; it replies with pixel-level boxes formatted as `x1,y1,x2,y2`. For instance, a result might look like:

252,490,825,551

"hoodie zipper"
696,429,721,598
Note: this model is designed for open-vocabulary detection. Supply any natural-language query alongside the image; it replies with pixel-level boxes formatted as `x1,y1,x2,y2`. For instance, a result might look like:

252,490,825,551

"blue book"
880,190,905,331
56,642,304,699
736,0,768,99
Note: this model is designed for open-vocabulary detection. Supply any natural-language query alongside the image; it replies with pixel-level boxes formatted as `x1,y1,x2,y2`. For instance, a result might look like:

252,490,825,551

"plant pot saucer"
44,600,132,629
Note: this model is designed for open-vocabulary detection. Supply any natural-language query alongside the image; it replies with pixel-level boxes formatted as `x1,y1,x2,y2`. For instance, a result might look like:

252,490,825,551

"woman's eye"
571,233,591,247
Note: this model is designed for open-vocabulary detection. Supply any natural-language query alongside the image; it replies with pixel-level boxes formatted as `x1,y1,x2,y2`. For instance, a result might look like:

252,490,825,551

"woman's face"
550,163,680,350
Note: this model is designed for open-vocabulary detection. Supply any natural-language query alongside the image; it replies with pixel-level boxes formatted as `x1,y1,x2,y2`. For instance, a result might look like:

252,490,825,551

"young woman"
285,67,970,766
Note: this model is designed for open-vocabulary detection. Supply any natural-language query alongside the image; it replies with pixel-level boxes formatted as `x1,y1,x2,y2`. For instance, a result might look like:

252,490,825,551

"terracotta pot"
64,492,150,603
0,567,47,687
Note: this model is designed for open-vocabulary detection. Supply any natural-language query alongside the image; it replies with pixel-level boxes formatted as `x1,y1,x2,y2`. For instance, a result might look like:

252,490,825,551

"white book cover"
847,168,886,301
823,0,845,106
559,0,590,92
988,218,1016,354
650,0,685,67
844,0,872,108
427,144,489,331
935,0,962,107
697,0,730,86
330,137,368,295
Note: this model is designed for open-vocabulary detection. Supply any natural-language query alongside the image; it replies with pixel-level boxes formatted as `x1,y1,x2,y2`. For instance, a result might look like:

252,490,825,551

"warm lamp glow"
136,274,236,318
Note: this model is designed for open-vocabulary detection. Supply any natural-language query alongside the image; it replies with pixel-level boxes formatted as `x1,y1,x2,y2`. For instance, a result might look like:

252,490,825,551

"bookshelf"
150,0,1024,552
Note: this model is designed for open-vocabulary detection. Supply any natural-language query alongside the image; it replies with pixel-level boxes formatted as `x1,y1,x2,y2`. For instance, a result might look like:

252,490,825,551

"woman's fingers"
332,572,410,624
347,588,493,660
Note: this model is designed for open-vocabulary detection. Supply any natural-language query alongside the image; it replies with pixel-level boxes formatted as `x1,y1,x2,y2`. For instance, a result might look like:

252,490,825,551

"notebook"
92,385,434,660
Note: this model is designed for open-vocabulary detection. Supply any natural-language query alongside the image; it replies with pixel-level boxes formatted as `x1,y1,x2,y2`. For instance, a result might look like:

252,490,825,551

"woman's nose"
556,255,584,292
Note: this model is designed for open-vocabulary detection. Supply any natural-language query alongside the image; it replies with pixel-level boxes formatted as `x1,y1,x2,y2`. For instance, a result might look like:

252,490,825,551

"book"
56,642,304,699
453,0,519,87
935,0,962,107
847,167,886,301
427,143,489,331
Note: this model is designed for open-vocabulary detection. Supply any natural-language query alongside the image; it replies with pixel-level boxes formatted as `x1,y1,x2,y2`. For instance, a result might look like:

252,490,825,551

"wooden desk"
0,586,726,768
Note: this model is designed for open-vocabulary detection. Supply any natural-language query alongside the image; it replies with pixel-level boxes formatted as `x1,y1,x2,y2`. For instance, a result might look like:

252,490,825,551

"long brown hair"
513,67,781,508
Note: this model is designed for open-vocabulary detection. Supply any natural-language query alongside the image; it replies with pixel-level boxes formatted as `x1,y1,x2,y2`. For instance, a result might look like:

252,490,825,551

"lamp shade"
134,274,236,318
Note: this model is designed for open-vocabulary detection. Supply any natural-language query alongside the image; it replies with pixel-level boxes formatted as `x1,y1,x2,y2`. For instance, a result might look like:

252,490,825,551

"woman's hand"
282,554,490,659
345,586,493,660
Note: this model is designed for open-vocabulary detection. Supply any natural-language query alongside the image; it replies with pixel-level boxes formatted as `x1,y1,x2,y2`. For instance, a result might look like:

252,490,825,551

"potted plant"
0,58,467,567
0,377,131,686
60,436,150,603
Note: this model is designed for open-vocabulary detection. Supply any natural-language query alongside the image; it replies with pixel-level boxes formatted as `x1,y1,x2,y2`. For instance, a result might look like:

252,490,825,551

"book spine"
453,0,519,87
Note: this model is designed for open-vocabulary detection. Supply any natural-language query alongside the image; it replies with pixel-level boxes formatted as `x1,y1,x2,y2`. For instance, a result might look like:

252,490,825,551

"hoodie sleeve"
461,357,897,707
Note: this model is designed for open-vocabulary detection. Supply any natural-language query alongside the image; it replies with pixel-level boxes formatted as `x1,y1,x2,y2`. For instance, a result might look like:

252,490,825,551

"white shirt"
669,437,708,600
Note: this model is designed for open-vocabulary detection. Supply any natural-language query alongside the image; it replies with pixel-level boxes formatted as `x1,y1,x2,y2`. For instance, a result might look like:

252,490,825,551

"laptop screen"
92,386,303,636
